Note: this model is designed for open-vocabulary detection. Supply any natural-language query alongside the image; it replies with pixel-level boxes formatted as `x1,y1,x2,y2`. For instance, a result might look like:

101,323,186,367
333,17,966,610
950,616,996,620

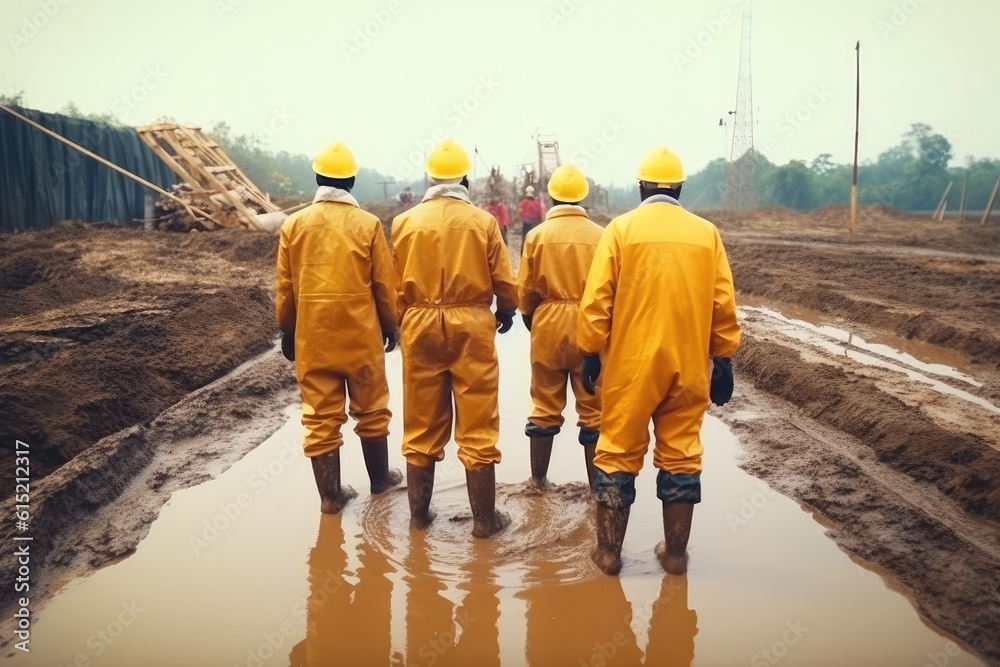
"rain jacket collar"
313,186,360,208
545,204,589,220
640,194,682,208
422,184,472,204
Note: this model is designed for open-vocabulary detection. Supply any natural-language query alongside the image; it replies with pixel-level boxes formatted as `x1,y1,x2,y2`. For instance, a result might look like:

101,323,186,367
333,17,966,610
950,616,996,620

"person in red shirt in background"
484,194,510,244
518,186,544,241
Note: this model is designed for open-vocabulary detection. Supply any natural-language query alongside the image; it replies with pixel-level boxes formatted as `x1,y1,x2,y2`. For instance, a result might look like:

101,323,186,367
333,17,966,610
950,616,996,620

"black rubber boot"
361,437,403,494
311,449,357,514
583,443,599,491
466,463,511,538
407,462,436,530
655,502,695,575
529,435,554,488
591,499,631,576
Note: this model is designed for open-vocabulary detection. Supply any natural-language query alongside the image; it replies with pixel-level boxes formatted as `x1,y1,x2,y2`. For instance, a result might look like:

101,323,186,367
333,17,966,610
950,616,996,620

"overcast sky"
3,0,996,186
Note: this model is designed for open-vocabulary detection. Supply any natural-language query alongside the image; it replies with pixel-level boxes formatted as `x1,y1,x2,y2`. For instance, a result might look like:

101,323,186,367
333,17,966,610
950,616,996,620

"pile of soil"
726,235,1000,399
0,223,280,495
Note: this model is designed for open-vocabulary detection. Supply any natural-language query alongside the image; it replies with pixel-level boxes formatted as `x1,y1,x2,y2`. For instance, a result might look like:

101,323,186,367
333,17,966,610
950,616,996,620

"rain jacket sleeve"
488,218,518,313
577,223,620,356
370,223,400,333
275,225,296,335
516,234,543,316
709,228,741,358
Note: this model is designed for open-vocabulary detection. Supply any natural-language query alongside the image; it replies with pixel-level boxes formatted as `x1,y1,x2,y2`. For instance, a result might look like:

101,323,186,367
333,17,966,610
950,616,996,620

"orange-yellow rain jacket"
391,185,517,470
518,205,604,434
276,188,399,457
577,196,740,476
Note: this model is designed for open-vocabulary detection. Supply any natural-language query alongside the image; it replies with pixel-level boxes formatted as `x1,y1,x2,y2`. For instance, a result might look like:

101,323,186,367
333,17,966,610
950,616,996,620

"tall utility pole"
850,41,861,239
725,12,758,209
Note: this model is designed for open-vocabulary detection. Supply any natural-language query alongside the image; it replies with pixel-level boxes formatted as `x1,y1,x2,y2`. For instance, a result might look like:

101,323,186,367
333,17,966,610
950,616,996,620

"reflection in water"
521,558,644,666
404,531,503,667
643,575,697,667
288,514,394,666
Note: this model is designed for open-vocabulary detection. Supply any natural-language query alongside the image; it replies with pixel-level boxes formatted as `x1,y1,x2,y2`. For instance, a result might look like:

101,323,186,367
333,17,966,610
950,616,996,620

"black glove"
281,330,295,362
383,329,400,353
710,357,734,406
496,309,515,334
521,313,533,331
581,355,601,395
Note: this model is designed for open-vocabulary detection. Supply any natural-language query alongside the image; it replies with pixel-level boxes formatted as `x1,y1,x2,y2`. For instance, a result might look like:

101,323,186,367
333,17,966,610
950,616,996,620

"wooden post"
933,180,953,221
0,103,217,226
850,41,861,239
958,171,968,222
982,175,1000,226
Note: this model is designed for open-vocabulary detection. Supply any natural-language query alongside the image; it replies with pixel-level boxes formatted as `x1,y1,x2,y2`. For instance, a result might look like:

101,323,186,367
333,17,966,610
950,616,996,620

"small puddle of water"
6,328,986,667
740,306,1000,417
737,296,975,376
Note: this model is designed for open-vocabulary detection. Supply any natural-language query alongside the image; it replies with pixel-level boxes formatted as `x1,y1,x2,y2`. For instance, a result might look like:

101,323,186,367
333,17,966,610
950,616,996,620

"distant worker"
398,187,414,209
518,186,544,240
484,194,510,244
392,139,518,538
577,146,740,575
276,141,403,514
517,164,604,489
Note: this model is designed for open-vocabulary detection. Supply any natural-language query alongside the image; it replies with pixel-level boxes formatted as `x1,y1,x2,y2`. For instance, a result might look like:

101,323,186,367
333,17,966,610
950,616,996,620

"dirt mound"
0,224,280,495
736,335,1000,519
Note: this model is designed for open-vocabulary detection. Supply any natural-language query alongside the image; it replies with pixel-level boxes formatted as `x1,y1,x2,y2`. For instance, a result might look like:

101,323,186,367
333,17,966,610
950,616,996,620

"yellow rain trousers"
276,193,399,458
391,187,518,470
517,205,604,434
577,197,741,476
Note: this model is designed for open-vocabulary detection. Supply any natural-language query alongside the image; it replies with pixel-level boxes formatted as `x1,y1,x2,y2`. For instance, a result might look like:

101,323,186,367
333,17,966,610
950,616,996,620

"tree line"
4,93,995,214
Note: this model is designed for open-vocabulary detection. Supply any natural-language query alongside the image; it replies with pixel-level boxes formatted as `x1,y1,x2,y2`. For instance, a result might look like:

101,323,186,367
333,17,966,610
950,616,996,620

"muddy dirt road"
3,328,986,667
1,208,998,664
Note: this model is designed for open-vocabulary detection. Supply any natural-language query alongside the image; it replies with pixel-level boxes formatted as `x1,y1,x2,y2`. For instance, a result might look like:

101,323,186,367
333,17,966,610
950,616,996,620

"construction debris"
136,122,275,231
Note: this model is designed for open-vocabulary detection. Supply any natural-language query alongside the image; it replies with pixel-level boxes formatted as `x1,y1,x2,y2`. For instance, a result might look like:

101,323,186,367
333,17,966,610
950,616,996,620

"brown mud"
0,222,281,495
1,209,999,664
717,208,1000,664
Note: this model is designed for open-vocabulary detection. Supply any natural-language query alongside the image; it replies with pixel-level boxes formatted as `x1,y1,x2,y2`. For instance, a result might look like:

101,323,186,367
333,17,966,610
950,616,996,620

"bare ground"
716,207,1000,664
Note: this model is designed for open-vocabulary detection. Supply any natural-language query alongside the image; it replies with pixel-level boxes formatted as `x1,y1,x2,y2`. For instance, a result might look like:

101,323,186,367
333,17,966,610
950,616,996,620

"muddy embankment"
0,223,297,613
724,226,1000,664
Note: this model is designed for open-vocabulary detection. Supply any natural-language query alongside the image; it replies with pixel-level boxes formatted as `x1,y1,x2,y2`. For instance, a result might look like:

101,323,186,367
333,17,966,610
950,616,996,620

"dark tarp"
0,106,178,232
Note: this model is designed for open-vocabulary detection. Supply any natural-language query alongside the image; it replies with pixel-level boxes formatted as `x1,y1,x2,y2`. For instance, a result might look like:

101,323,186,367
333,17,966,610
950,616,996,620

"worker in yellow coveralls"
391,139,518,538
577,146,741,575
276,141,403,514
517,163,604,489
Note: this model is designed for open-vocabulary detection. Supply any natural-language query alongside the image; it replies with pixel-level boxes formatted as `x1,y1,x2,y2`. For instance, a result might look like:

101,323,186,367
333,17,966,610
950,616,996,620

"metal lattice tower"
725,11,758,208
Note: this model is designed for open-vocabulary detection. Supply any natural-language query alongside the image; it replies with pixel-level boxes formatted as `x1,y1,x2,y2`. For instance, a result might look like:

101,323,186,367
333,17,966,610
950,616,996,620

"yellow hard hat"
547,163,590,203
312,142,359,179
426,139,471,180
637,145,686,187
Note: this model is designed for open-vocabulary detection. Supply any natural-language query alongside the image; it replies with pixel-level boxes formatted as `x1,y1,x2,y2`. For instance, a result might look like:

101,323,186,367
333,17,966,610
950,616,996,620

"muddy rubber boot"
583,443,599,491
466,464,511,539
407,462,436,530
361,438,403,494
311,449,357,514
529,435,554,488
591,501,631,576
655,502,695,575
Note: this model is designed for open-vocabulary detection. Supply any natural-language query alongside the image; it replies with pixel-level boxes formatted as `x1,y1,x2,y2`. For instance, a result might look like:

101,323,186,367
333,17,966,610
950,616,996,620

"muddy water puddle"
6,328,986,666
737,296,975,376
740,306,1000,417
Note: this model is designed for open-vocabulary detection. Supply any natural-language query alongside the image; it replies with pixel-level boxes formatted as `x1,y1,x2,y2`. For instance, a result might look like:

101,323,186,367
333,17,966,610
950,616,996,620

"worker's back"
579,199,740,383
392,196,515,311
277,200,396,370
522,206,604,304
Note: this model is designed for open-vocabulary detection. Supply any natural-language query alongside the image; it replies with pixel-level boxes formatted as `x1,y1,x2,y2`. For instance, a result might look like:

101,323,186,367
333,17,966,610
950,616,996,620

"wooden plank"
157,128,265,230
982,175,1000,226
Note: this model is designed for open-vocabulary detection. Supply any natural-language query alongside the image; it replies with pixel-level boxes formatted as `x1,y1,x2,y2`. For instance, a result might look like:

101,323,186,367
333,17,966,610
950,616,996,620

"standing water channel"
5,327,985,666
